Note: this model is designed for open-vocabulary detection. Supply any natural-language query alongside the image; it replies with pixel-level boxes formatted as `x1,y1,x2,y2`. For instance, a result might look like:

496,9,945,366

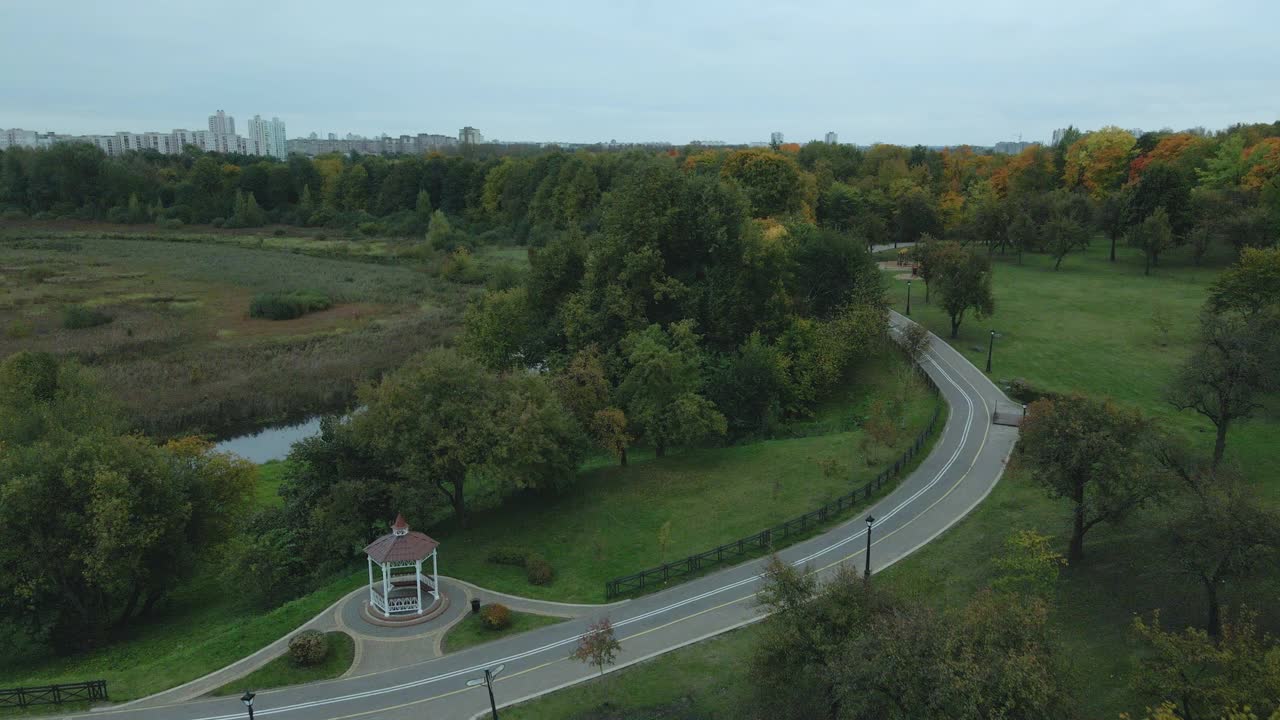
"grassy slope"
502,242,1280,719
427,351,938,603
443,611,565,654
0,349,935,701
209,631,355,696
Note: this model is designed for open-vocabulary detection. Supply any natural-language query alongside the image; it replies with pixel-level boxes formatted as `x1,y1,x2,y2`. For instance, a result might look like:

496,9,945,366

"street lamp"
864,516,875,579
240,690,255,720
466,663,506,719
906,280,912,316
985,329,995,373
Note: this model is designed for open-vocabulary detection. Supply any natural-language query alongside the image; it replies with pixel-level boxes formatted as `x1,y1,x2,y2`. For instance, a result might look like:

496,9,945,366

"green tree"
1003,209,1036,265
0,351,116,445
1128,206,1177,276
617,321,726,457
1041,213,1090,270
590,407,631,466
490,373,586,494
355,349,502,527
1165,472,1280,636
935,245,995,338
0,434,252,648
1207,247,1280,317
992,529,1065,599
1018,395,1164,565
461,286,536,370
720,149,807,218
1167,311,1278,468
1131,609,1280,720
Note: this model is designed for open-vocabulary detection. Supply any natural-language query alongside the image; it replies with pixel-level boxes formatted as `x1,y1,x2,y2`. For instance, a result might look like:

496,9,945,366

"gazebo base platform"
361,593,450,628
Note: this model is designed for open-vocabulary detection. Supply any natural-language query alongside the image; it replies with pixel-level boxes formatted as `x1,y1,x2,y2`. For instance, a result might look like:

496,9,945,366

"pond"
214,416,323,464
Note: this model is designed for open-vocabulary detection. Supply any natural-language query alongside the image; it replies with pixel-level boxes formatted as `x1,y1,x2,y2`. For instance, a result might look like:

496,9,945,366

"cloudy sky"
2,0,1277,146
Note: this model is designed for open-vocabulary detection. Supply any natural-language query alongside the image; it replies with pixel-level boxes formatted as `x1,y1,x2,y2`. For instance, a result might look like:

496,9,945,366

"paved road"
60,312,1016,720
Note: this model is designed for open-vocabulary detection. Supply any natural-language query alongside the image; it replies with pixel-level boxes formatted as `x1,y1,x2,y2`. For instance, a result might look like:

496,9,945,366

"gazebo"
363,514,440,617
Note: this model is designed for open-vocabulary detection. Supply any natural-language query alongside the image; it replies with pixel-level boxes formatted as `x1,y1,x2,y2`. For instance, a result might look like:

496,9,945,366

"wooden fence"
605,362,942,600
0,680,108,709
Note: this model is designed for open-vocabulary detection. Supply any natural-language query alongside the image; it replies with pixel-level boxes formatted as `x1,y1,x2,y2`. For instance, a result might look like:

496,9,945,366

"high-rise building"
247,115,288,159
824,131,838,145
459,126,483,145
208,110,235,136
770,131,784,145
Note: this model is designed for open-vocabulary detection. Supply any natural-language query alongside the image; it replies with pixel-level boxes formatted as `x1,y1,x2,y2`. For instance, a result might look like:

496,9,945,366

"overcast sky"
2,0,1277,146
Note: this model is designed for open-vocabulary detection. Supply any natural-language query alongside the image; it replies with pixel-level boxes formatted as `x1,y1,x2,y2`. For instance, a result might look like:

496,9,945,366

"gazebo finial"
392,513,409,536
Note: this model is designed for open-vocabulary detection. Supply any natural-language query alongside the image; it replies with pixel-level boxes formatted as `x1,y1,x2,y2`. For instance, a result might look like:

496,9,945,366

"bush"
5,319,34,339
32,211,58,221
210,217,225,228
525,554,555,585
2,209,26,221
288,629,330,666
486,547,531,567
273,228,286,237
157,217,184,230
61,304,112,330
249,291,332,321
358,222,383,237
106,207,131,224
480,603,512,630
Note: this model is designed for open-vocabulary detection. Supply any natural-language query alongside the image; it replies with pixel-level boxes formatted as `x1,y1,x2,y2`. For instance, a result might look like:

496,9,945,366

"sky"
2,0,1278,147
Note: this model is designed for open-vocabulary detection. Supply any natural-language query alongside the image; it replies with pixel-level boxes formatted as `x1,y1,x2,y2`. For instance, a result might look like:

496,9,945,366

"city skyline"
2,0,1277,147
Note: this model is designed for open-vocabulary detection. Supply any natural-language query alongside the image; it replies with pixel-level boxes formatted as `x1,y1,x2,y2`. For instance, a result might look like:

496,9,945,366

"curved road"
64,313,1017,720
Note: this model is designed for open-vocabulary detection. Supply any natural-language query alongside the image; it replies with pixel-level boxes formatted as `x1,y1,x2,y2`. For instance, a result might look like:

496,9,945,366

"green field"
502,241,1280,719
443,610,565,654
210,631,355,696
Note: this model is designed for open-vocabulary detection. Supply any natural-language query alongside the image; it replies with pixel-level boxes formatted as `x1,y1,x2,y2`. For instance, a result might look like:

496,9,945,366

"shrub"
480,603,512,631
486,547,530,567
157,218,184,230
525,554,555,585
5,319,34,339
2,209,26,221
32,211,58,221
106,207,131,223
210,217,225,228
61,304,112,330
358,222,383,237
288,629,329,666
249,291,332,321
273,228,286,237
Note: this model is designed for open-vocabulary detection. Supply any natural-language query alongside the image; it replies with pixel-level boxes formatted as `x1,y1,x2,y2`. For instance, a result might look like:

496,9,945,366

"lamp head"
866,515,875,527
241,690,255,708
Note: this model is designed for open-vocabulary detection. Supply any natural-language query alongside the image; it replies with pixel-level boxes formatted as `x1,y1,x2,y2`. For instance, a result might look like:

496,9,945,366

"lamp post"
864,516,875,579
240,690,255,720
985,329,995,373
906,280,912,316
466,664,506,719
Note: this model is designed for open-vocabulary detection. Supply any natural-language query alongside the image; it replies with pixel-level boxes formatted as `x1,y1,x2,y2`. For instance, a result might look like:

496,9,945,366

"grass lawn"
209,631,355,696
882,240,1279,485
507,241,1279,719
504,626,760,720
0,571,364,702
427,350,940,603
256,460,287,507
443,610,565,654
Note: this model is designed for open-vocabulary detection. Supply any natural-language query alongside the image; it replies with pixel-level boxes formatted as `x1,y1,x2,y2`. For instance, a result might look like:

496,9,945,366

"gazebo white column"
367,556,375,610
382,561,390,609
414,559,423,614
432,549,439,600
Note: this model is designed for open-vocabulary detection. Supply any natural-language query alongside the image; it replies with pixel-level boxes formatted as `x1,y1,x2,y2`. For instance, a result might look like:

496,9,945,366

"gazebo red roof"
364,515,439,564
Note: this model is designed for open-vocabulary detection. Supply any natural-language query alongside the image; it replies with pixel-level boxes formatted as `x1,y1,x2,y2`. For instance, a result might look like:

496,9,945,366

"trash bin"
471,598,481,614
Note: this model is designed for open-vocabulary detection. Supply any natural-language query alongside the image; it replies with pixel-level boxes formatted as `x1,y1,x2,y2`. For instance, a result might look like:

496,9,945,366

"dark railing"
605,360,942,600
0,680,108,709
